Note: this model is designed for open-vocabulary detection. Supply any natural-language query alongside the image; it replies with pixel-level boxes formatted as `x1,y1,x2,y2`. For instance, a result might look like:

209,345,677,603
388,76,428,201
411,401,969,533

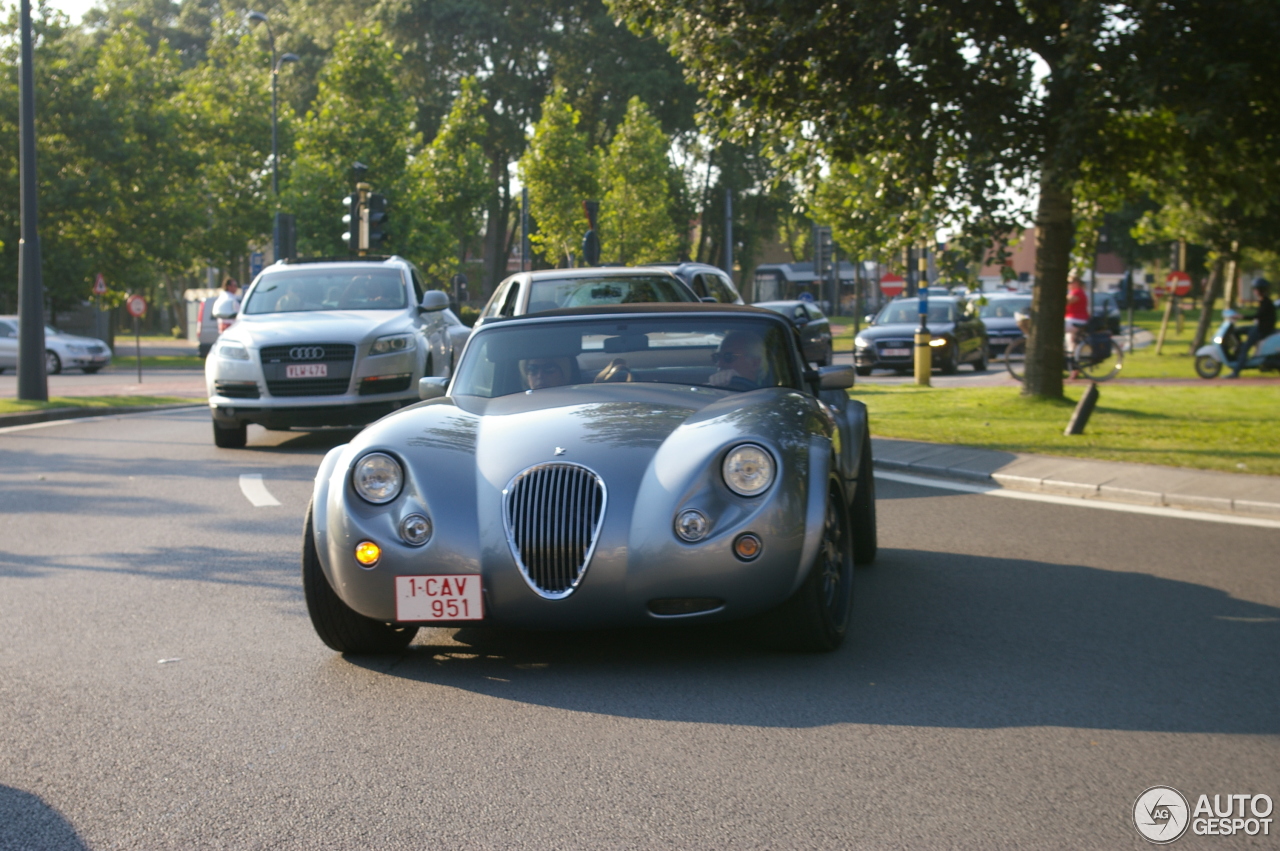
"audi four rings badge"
290,346,326,360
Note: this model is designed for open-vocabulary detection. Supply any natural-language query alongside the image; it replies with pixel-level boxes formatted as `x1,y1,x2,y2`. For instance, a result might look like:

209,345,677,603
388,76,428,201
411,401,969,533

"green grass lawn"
0,395,197,415
853,383,1280,475
108,355,204,369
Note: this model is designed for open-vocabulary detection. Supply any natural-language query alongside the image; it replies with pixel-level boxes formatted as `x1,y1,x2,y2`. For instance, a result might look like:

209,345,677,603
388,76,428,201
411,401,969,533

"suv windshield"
453,316,797,398
242,268,407,315
526,275,693,312
876,301,957,324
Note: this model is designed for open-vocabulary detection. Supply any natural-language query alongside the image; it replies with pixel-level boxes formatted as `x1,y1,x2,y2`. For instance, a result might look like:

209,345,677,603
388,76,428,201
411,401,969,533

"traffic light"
342,192,360,255
366,193,389,248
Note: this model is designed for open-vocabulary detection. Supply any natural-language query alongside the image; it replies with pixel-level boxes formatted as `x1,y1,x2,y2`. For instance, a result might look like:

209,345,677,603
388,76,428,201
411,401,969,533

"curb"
873,456,1280,520
0,402,206,428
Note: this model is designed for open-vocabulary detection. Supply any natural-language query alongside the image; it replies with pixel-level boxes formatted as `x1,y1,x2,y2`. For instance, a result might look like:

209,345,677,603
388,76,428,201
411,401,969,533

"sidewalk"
873,437,1280,520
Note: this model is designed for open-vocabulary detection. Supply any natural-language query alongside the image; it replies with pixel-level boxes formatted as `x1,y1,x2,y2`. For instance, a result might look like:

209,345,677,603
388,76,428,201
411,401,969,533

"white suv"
204,257,470,448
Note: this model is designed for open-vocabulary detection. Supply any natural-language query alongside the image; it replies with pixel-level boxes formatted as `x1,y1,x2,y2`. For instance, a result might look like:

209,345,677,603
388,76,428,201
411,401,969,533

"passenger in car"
710,330,766,388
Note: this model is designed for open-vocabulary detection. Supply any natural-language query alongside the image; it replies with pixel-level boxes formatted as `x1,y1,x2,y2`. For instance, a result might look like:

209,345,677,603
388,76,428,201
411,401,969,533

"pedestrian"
1227,277,1277,378
1065,276,1090,346
213,277,240,333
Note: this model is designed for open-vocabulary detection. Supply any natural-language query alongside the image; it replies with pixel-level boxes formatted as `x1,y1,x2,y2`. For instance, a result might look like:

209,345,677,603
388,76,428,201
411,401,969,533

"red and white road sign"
92,273,107,295
1166,270,1191,297
125,294,147,318
880,272,905,298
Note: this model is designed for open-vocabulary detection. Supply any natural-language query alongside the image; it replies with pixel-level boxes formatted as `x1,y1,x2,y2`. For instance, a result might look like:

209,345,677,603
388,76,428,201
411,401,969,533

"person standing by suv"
212,278,241,333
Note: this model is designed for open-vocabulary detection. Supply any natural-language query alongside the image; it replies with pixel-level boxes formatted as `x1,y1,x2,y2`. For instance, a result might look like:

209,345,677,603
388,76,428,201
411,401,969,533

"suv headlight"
218,342,250,360
722,444,775,497
352,452,404,504
854,336,869,349
370,334,416,355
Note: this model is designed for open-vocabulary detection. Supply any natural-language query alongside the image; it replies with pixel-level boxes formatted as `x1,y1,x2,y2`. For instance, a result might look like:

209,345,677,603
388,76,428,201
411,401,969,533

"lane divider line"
239,473,281,507
874,469,1280,530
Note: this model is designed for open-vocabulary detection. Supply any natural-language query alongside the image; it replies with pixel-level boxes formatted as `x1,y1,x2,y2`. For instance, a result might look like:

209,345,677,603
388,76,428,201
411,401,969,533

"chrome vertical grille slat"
503,463,606,600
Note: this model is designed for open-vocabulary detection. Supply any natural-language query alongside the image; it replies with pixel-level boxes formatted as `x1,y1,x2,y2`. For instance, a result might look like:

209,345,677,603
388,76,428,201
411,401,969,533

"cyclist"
1065,277,1090,346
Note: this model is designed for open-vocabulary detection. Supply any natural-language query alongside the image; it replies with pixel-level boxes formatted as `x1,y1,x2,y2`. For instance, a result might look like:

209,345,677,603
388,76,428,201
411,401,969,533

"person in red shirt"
1065,277,1090,344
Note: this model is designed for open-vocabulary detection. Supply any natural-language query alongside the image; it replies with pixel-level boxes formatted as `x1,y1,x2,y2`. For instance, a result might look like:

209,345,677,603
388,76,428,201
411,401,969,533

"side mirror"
864,314,875,325
700,296,718,303
212,310,238,320
817,364,855,390
418,376,447,400
419,290,450,313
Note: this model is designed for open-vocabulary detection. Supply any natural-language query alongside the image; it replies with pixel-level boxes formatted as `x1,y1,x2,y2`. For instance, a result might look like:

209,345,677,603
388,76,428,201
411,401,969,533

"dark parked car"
853,296,988,375
970,293,1031,357
754,300,834,365
303,303,877,655
658,262,744,304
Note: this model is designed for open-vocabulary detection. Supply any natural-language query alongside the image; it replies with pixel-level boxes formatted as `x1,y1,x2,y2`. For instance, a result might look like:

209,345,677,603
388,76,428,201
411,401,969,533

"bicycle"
1004,316,1124,382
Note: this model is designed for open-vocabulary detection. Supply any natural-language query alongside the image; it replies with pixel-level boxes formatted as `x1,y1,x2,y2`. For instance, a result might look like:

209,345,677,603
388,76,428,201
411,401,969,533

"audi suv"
204,257,469,448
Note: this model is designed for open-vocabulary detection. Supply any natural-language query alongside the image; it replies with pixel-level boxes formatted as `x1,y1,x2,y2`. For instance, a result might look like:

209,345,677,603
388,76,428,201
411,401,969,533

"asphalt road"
1,409,1277,849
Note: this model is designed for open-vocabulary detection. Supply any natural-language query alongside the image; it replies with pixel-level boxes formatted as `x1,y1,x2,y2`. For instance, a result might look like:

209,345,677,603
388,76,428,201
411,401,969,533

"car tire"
198,343,211,358
851,434,877,566
303,502,419,654
45,350,61,375
765,476,853,652
940,344,959,375
972,345,988,372
855,366,872,376
212,418,247,449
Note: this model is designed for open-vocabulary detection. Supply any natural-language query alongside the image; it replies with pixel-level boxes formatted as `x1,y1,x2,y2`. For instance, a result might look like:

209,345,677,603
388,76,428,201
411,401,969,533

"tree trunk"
481,156,509,299
1023,174,1073,399
1191,256,1224,351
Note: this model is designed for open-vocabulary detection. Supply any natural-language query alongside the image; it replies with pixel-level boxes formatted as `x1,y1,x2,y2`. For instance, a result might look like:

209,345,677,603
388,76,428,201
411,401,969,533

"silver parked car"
0,316,112,374
303,303,878,655
474,267,699,328
204,257,470,448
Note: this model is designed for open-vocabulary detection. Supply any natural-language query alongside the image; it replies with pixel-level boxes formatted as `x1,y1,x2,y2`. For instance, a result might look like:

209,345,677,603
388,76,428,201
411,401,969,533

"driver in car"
710,330,766,389
521,357,574,390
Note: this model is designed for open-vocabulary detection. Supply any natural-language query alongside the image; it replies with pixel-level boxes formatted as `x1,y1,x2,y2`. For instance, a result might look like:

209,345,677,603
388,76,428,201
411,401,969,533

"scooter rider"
1227,278,1276,378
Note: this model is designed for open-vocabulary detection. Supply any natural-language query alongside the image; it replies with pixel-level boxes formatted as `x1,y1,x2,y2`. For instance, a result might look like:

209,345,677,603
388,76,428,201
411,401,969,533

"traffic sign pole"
135,315,141,383
125,294,147,383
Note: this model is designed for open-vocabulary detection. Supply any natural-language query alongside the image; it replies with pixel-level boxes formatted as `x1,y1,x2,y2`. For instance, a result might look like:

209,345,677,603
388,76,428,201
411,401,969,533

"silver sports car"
304,303,877,653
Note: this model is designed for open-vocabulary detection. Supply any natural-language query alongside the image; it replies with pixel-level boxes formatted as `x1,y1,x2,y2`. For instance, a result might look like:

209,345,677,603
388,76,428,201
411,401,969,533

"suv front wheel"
212,419,247,449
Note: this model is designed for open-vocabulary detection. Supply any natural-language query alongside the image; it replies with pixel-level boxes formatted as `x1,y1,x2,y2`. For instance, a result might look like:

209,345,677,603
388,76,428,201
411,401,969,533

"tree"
611,0,1280,398
285,24,419,259
598,96,679,265
518,86,597,268
409,77,491,278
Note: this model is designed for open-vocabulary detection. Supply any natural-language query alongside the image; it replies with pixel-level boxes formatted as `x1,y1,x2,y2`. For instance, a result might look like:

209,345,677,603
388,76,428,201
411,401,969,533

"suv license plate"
286,363,327,378
881,347,911,357
396,575,484,621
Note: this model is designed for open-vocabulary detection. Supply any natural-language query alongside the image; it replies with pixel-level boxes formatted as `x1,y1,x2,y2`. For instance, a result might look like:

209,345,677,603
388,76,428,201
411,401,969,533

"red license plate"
286,363,327,378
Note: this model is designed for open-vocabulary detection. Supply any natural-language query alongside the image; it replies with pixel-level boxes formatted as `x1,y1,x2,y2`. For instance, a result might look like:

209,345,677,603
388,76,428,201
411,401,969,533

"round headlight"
399,513,432,546
674,509,710,542
352,452,403,504
722,444,775,497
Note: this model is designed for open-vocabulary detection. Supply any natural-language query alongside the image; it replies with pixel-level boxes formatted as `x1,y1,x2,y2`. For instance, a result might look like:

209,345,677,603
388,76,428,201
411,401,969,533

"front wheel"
854,365,872,377
212,418,247,448
303,502,419,654
972,344,988,372
851,434,877,566
765,477,854,652
1195,354,1223,379
940,344,959,375
1074,336,1123,381
45,350,62,375
1004,338,1026,382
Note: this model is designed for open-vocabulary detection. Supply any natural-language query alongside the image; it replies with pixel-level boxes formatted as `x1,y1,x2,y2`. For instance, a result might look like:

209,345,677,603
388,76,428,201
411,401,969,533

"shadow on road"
0,786,88,851
342,547,1278,736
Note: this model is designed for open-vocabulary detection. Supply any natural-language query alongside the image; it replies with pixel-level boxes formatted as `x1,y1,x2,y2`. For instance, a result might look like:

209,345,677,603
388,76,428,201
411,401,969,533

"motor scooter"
1195,308,1280,378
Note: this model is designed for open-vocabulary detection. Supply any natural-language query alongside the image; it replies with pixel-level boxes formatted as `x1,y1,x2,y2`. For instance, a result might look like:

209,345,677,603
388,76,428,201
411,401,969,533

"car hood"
223,311,412,348
857,321,957,340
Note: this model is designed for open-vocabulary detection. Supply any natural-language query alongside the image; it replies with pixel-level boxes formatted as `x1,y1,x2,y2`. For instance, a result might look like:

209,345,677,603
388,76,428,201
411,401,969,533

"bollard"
914,330,932,386
1064,382,1100,435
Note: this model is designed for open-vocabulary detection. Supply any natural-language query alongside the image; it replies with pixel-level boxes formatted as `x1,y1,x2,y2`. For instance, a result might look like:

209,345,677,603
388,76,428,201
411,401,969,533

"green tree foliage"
286,24,418,259
612,0,1280,398
598,96,679,265
518,87,597,268
408,77,490,277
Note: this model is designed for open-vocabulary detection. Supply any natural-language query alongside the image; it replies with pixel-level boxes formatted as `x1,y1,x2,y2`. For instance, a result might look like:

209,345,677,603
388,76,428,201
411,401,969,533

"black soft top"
492,302,779,322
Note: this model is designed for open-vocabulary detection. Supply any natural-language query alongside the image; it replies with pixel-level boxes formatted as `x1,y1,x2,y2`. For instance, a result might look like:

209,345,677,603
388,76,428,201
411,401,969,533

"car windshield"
977,297,1030,319
242,268,407,314
875,302,956,324
452,316,798,398
526,275,693,312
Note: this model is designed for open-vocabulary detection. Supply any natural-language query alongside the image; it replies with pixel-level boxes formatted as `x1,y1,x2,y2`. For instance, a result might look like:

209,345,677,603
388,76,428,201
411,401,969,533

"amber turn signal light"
355,540,381,568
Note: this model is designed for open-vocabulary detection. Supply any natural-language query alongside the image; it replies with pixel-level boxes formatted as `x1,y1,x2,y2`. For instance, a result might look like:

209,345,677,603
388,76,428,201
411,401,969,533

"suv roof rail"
274,255,401,265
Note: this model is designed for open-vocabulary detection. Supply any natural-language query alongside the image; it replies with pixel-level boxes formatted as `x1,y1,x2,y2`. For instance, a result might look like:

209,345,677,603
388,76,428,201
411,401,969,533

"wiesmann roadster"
304,303,877,653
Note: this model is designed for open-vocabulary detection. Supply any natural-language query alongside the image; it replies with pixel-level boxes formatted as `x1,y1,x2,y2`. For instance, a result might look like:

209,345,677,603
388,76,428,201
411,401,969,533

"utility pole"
17,0,47,401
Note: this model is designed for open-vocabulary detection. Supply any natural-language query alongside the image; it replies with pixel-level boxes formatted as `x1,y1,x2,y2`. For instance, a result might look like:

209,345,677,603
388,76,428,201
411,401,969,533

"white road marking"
239,473,281,507
875,469,1280,530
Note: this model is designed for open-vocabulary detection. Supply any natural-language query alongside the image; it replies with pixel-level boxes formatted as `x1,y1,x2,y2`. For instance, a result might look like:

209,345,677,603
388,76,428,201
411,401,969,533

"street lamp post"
247,12,298,197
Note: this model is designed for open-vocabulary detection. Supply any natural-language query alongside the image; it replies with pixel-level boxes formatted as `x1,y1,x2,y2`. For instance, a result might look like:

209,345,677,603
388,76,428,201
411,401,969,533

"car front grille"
875,339,914,357
261,343,355,397
503,463,607,599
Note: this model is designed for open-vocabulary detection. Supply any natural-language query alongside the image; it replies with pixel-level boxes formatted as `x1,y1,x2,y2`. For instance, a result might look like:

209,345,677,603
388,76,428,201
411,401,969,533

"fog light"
674,509,710,542
733,533,762,561
354,540,381,568
399,514,432,546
